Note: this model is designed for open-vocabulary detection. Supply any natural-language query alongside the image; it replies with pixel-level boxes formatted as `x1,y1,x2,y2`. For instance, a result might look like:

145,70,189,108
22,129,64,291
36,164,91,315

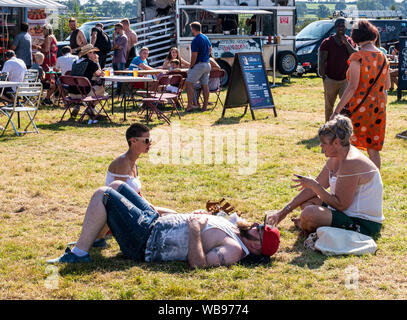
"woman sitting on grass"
94,123,177,246
266,115,384,237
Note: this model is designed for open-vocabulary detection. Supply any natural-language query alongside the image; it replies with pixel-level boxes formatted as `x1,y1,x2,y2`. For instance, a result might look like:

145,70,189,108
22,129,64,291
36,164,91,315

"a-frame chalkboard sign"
397,36,407,100
222,52,277,120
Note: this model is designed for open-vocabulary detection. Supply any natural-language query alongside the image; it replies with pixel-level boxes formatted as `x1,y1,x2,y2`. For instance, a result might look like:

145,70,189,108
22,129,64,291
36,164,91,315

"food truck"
175,0,297,84
0,0,65,65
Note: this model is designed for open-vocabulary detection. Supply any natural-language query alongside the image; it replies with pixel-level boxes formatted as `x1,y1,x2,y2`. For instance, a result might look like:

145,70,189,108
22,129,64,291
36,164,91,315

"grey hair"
318,114,353,146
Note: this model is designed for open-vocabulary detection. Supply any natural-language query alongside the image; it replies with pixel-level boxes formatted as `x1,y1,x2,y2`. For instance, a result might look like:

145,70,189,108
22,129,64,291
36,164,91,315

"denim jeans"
103,183,159,260
113,62,125,94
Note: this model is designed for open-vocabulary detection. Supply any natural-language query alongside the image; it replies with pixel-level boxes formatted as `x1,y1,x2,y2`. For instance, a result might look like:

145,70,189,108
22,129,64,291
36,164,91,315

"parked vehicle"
296,12,407,76
57,18,137,57
176,0,298,85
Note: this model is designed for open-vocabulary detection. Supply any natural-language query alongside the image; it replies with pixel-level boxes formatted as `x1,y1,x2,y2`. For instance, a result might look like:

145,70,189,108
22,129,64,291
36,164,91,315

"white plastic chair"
0,72,10,105
24,69,39,83
0,83,43,136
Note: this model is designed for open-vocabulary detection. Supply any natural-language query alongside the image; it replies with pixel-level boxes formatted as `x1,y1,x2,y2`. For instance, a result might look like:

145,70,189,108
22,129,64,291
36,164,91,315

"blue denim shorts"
103,183,159,260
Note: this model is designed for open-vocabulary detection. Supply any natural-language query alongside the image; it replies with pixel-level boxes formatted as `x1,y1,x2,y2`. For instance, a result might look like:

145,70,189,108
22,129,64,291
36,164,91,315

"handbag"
341,58,387,118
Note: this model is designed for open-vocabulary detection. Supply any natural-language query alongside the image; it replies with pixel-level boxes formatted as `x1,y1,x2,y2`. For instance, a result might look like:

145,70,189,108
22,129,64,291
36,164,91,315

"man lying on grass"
47,180,280,267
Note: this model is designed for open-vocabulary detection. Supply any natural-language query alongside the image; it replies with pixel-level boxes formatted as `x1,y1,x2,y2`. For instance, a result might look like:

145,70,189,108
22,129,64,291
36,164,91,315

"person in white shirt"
1,50,27,102
55,46,78,76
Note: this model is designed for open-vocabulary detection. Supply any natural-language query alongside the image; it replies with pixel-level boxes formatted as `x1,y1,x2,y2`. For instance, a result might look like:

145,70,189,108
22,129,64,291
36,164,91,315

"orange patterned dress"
346,50,389,151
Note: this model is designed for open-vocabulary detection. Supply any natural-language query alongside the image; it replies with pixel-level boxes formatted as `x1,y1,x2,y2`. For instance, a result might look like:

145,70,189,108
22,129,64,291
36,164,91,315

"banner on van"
212,39,261,59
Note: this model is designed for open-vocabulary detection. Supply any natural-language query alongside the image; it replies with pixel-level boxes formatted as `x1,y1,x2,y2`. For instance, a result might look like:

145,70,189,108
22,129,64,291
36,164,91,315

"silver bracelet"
284,204,292,213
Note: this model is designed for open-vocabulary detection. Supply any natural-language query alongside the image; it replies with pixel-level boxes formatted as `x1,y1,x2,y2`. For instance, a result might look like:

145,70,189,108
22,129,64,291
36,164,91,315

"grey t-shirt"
113,34,128,64
144,214,249,262
13,32,32,67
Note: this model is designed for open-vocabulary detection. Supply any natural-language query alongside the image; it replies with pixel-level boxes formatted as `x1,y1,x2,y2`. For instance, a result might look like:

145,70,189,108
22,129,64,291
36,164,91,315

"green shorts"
322,203,382,237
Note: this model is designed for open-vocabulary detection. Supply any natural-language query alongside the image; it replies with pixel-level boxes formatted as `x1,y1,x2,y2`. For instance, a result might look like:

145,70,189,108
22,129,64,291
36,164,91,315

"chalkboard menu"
397,36,407,99
222,52,276,119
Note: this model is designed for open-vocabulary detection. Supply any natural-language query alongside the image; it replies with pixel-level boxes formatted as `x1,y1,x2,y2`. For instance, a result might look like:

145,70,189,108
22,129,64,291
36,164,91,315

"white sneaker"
93,120,98,124
88,119,93,125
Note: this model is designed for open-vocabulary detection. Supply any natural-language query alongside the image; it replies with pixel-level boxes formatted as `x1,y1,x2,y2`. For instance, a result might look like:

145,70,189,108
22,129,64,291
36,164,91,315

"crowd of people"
1,18,220,117
0,17,388,268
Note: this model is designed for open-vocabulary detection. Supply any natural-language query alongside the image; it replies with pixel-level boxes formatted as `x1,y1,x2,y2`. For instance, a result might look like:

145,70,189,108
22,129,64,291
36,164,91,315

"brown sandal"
206,198,242,216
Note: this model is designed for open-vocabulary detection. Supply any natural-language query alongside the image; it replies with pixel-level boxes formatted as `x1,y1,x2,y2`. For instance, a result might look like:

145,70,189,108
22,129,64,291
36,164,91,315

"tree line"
57,0,140,19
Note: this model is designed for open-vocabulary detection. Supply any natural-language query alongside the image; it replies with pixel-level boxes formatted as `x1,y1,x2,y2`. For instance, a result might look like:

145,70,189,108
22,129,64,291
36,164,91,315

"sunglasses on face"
256,224,264,247
129,137,152,145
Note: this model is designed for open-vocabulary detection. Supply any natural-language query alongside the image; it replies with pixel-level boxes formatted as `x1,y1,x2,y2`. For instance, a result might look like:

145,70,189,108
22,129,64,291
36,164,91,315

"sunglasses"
255,224,264,247
130,137,152,145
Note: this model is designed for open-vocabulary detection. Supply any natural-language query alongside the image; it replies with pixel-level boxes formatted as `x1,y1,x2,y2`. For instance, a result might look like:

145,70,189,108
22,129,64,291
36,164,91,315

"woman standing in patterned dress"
40,24,58,76
332,20,390,169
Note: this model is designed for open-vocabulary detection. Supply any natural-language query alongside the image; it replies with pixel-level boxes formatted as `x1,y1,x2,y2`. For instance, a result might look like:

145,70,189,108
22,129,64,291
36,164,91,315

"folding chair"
199,69,225,110
0,72,9,106
0,83,42,136
168,70,188,108
150,74,183,119
59,75,112,123
24,69,39,83
140,75,173,125
58,75,82,122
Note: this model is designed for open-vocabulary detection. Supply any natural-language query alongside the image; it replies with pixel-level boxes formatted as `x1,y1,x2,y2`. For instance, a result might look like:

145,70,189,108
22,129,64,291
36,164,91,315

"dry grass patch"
0,76,406,299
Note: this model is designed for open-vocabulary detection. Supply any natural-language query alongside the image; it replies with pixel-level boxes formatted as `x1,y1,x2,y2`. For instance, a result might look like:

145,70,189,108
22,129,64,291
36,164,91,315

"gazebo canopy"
0,0,66,9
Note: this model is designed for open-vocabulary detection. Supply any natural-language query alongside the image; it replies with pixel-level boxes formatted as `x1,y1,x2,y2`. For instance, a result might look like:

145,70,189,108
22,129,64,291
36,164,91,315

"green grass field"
0,75,406,299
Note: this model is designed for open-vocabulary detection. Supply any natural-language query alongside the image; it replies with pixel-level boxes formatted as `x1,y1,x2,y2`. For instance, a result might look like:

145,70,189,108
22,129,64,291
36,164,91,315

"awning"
0,0,66,9
205,9,273,15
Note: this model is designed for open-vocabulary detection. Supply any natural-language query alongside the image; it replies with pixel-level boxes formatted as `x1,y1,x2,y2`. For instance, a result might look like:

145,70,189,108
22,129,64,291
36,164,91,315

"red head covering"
261,226,280,256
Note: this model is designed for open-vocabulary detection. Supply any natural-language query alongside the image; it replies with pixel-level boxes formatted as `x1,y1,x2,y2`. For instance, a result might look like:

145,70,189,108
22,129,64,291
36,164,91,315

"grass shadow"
57,248,274,276
297,134,320,149
57,249,193,276
286,227,328,270
389,98,407,105
212,114,248,126
36,119,130,132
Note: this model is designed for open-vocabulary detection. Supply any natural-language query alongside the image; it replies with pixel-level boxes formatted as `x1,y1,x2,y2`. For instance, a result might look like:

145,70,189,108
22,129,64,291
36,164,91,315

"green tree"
357,0,384,10
335,2,347,11
296,2,307,17
317,5,330,19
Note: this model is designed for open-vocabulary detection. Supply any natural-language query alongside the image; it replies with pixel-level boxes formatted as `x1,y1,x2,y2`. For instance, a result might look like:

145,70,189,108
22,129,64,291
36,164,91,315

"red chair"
168,70,188,108
58,76,83,122
198,69,226,110
59,75,112,123
140,75,178,125
152,74,183,119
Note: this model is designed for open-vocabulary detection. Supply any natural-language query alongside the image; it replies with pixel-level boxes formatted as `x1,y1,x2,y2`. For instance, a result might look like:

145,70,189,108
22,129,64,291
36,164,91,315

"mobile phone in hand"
294,174,304,179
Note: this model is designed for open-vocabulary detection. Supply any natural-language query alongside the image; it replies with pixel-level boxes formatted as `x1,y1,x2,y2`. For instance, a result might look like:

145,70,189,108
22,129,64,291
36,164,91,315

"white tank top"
105,170,142,194
329,169,384,223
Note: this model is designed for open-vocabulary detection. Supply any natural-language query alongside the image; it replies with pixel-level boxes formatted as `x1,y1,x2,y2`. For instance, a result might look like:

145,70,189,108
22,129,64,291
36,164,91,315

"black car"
296,19,407,75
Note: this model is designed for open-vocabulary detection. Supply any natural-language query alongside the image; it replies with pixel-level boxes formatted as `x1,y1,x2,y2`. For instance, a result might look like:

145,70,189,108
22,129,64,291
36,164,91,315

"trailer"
175,0,298,85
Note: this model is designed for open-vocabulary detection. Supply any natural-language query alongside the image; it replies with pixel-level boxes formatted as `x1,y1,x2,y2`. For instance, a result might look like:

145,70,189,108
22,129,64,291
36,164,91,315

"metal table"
102,76,154,121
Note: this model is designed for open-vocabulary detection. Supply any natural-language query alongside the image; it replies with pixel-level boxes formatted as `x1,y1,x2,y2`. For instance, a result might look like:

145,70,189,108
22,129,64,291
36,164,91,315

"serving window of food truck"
176,0,297,84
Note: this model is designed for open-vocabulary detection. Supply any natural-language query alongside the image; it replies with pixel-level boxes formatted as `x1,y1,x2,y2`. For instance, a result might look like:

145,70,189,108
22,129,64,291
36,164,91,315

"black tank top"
70,29,80,49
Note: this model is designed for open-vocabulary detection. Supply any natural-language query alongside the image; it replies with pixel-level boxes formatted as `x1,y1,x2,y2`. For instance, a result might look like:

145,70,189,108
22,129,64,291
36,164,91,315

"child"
32,52,55,105
166,59,181,93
